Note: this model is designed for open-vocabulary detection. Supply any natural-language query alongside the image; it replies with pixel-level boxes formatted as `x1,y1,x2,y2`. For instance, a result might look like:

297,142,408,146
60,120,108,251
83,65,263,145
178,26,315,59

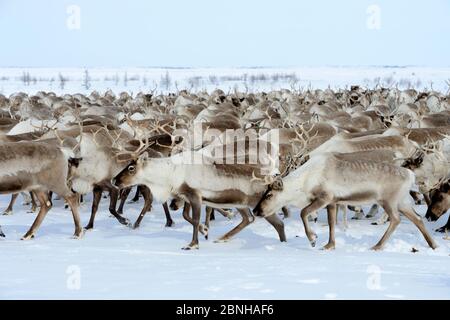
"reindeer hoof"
84,225,93,230
321,243,335,250
72,229,84,239
118,217,131,226
21,233,35,240
199,224,209,239
214,238,229,243
370,245,383,251
165,220,174,227
2,210,12,216
308,233,318,247
132,221,141,229
0,232,5,238
435,226,448,233
182,244,199,250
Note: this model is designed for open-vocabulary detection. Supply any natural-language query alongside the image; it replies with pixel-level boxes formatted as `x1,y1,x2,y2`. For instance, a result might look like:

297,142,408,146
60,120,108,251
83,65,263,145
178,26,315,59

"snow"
0,66,449,95
0,192,449,299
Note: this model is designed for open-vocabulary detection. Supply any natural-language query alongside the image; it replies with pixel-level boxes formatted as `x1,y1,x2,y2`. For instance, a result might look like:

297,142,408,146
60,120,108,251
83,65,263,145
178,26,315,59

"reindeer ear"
68,157,82,168
416,152,424,164
173,136,184,145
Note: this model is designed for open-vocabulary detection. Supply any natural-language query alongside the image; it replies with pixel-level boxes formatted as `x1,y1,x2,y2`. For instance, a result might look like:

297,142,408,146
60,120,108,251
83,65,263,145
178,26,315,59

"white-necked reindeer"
253,152,437,251
113,136,287,249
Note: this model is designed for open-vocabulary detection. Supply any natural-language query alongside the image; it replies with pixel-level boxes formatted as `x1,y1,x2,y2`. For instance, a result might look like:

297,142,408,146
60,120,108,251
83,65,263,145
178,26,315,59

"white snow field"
0,66,449,95
0,192,449,300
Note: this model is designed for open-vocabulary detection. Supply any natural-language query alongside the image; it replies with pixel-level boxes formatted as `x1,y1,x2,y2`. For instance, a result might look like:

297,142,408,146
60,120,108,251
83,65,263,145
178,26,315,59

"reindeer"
0,141,82,239
253,152,437,251
67,126,136,230
113,135,287,249
424,178,450,234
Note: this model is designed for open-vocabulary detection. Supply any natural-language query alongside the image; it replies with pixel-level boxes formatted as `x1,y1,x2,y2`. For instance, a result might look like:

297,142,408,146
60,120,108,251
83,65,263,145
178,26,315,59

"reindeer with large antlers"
113,132,288,249
253,151,437,251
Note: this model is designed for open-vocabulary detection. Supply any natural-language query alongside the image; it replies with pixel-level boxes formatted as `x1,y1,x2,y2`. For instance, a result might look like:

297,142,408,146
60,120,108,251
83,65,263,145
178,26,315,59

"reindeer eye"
128,165,136,173
266,192,273,199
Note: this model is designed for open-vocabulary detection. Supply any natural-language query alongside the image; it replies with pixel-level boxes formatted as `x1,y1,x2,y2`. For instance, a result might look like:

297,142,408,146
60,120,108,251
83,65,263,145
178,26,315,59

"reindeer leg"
182,202,192,222
3,193,18,215
209,208,216,221
117,187,132,215
216,208,234,219
215,208,254,242
105,182,130,226
301,198,329,247
133,186,153,229
372,211,389,225
205,206,213,230
281,206,290,219
323,204,337,250
21,191,31,205
350,205,365,220
65,193,84,239
265,214,287,242
181,202,208,238
366,204,379,218
398,203,437,249
130,186,140,203
182,192,202,250
28,191,38,213
371,203,400,250
308,211,318,222
342,204,348,230
85,187,102,230
22,190,52,240
162,202,174,227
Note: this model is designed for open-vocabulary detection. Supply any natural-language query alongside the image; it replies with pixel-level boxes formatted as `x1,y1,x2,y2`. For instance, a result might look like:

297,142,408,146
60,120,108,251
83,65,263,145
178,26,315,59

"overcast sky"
0,0,448,67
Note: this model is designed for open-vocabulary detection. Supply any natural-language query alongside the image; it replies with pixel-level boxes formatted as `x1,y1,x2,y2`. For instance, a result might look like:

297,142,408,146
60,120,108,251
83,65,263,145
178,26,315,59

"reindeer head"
253,175,285,218
113,153,148,189
401,151,424,170
426,180,450,221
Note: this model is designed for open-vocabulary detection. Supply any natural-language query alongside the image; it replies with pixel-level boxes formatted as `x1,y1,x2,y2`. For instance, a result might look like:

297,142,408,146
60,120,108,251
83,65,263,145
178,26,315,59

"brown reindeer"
0,141,82,239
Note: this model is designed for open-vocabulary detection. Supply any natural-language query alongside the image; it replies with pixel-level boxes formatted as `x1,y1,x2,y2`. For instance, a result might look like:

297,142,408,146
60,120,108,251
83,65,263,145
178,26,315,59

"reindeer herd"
0,85,449,250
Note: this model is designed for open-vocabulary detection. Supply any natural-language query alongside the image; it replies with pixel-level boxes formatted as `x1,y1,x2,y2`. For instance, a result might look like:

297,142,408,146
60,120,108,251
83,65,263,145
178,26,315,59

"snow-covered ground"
0,66,449,95
0,192,449,300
